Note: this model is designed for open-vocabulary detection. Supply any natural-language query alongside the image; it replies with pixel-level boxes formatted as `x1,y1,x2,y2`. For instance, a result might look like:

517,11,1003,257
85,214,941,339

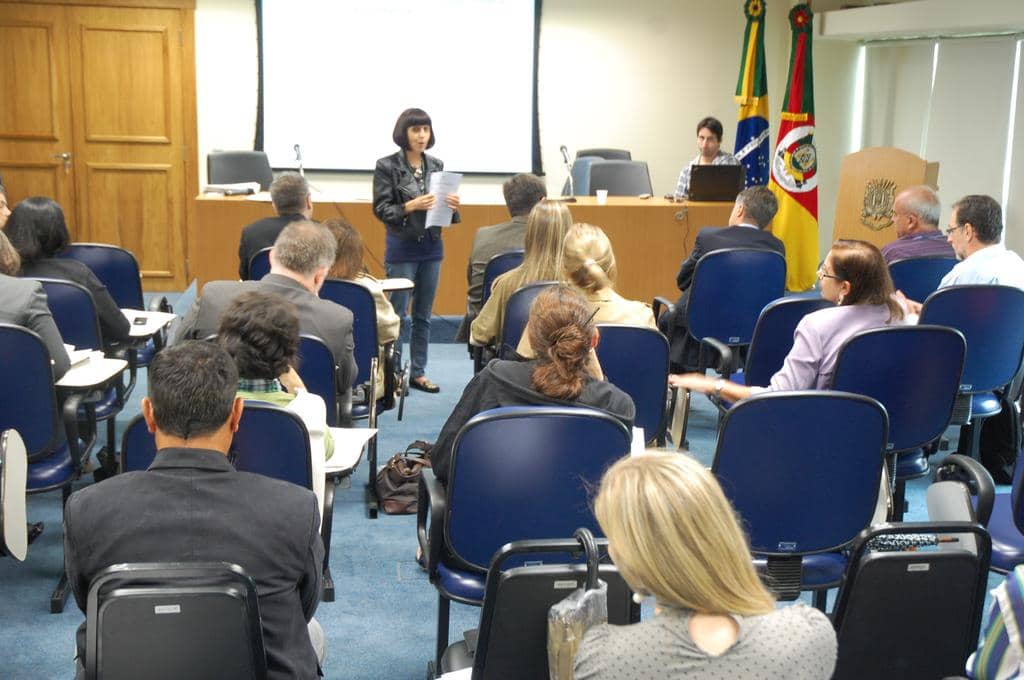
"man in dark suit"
665,185,786,371
178,220,357,395
238,172,313,279
64,341,325,679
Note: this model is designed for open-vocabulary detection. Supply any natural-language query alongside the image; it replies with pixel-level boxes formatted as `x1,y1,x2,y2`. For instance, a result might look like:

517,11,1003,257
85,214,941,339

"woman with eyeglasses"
670,239,906,401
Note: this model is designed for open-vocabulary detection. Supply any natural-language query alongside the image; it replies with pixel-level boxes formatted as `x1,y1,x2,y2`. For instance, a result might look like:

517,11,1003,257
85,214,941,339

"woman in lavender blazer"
671,240,906,402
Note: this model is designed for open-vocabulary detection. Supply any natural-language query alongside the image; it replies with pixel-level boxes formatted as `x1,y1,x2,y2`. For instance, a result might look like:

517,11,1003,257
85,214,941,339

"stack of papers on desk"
63,344,93,367
203,182,260,195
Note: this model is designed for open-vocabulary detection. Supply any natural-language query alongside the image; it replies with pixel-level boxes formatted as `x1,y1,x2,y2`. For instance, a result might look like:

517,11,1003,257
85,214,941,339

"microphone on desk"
294,143,304,176
560,144,575,197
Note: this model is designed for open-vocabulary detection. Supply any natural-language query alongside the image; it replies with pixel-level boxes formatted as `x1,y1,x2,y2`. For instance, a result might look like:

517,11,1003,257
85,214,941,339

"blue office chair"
296,335,339,426
888,256,957,304
416,406,632,671
919,285,1024,463
0,324,95,612
498,281,557,359
33,278,129,476
247,247,272,281
713,391,888,609
561,156,601,197
595,324,669,445
832,325,966,520
207,150,274,190
588,160,653,196
481,250,524,307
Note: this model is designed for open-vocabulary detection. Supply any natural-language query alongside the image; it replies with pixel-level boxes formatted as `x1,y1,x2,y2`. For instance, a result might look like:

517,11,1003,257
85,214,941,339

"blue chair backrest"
33,278,104,350
687,248,786,347
562,156,601,196
58,243,145,310
588,160,653,196
446,406,631,571
297,335,338,427
743,295,832,386
482,250,524,306
577,148,631,161
920,285,1024,393
319,279,377,386
888,256,957,304
595,324,668,443
207,150,274,190
0,325,63,459
833,326,965,452
121,403,313,491
247,248,272,281
713,391,888,554
499,281,557,358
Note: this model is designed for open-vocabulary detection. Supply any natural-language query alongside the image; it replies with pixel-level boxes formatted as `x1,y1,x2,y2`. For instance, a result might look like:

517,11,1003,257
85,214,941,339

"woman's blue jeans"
386,259,441,379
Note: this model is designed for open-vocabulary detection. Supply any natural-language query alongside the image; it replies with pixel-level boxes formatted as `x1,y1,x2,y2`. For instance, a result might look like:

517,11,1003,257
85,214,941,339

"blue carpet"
0,311,1006,677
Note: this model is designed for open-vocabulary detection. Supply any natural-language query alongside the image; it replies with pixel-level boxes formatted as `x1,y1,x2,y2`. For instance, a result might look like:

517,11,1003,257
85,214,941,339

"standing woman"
373,108,460,394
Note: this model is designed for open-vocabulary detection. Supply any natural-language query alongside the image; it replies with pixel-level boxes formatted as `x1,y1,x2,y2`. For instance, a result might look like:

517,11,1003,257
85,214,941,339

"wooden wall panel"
0,162,61,205
0,22,58,140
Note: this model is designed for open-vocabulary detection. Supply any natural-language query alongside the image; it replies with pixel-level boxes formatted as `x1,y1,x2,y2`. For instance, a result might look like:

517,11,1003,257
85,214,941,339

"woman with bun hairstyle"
574,452,837,679
432,284,634,486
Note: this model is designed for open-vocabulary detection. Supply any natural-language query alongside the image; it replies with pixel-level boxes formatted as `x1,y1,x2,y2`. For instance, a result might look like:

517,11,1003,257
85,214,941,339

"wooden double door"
0,1,197,290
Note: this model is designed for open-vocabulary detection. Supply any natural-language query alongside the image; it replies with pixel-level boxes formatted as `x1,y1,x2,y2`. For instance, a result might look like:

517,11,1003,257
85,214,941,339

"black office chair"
588,160,653,196
85,562,267,680
207,150,274,190
576,148,631,161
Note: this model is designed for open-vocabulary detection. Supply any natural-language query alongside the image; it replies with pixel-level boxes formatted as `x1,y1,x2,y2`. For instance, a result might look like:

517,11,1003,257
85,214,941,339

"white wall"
194,0,854,256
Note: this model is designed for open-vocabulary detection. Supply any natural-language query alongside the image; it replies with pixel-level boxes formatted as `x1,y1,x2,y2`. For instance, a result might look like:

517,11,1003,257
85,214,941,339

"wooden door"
66,5,188,289
0,4,77,225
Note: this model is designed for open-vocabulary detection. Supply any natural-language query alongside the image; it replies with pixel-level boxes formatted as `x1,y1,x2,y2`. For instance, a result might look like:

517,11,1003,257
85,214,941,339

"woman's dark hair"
392,108,435,150
324,217,365,280
148,341,239,440
696,116,724,142
4,196,70,265
529,284,596,401
218,291,300,380
830,239,904,321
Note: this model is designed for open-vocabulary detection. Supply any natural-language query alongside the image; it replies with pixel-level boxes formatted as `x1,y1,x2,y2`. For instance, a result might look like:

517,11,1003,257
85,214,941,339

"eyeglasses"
944,224,965,237
817,266,843,281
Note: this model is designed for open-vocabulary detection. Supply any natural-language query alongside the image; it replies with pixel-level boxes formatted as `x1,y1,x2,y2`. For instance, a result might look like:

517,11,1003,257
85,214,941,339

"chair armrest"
61,392,87,470
701,337,736,377
417,468,446,580
934,454,995,525
652,296,675,324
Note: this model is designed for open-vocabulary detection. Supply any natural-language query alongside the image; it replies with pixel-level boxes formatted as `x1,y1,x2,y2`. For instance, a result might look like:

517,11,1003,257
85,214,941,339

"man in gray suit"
177,220,357,394
456,173,546,341
65,341,324,678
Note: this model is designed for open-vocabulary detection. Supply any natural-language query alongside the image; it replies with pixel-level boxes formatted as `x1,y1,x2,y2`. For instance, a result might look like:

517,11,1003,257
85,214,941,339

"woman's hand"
404,193,436,214
445,193,461,211
668,373,716,394
279,366,306,393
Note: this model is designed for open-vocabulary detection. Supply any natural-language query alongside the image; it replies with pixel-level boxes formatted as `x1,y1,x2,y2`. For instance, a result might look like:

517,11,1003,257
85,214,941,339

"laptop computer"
688,164,745,202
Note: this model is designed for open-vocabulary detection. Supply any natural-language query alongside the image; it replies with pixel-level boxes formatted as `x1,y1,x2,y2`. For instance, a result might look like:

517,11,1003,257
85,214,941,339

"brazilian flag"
734,0,770,187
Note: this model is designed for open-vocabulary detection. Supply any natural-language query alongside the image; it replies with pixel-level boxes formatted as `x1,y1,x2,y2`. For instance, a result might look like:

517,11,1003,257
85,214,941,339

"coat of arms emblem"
860,178,897,231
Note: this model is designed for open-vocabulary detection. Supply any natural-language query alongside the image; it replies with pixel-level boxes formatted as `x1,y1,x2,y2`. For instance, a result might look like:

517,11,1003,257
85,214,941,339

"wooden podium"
833,147,939,250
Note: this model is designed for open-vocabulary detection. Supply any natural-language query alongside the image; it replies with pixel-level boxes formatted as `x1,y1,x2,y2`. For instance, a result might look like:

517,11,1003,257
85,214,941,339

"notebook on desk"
688,165,745,202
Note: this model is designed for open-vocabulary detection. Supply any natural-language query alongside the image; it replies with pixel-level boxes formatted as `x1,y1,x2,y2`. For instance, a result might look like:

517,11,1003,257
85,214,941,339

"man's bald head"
893,186,940,238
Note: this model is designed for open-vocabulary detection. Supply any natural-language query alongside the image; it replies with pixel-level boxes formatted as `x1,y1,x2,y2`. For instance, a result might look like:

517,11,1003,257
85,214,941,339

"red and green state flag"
734,0,770,187
769,3,818,291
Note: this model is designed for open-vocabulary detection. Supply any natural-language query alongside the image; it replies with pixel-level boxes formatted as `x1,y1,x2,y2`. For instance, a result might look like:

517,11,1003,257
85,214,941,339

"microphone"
560,144,571,166
560,145,575,197
293,144,304,176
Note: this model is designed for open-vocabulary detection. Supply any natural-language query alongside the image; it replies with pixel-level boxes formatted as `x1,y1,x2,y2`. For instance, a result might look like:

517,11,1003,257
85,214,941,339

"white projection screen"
259,0,539,174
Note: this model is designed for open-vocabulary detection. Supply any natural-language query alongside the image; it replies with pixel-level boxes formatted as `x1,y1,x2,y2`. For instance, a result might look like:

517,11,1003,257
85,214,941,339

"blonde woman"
470,199,572,346
574,452,837,679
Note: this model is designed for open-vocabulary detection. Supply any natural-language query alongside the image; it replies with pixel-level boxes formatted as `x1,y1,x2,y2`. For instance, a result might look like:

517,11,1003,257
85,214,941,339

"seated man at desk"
64,341,325,677
880,185,954,263
238,172,313,279
674,116,741,200
177,220,357,396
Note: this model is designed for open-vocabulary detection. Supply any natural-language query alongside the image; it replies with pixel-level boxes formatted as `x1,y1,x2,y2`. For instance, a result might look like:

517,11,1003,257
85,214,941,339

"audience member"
517,222,655,356
664,185,785,371
64,341,325,678
324,218,400,400
0,184,10,229
673,115,741,200
0,230,70,379
218,291,333,523
470,200,572,347
672,239,905,401
433,285,634,485
5,196,131,351
880,185,953,263
573,452,837,679
457,173,547,340
176,220,358,396
968,563,1024,679
238,172,314,279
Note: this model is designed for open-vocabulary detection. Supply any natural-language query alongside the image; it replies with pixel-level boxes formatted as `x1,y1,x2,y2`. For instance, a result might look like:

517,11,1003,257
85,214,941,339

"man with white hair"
880,185,954,263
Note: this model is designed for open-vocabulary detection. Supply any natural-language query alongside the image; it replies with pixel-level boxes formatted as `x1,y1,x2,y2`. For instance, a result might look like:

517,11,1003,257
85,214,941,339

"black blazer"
372,151,460,241
65,447,324,680
237,213,305,279
675,224,786,293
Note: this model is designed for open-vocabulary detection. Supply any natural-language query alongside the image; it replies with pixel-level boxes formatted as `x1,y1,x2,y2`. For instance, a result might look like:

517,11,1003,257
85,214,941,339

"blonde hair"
595,452,775,615
501,200,572,292
562,223,616,293
0,230,20,276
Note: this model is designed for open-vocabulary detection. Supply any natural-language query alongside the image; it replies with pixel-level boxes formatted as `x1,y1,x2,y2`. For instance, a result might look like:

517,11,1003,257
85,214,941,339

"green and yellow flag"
769,3,818,291
734,0,770,187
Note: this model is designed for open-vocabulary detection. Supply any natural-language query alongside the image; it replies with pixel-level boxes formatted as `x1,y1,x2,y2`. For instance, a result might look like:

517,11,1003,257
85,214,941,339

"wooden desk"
192,195,733,315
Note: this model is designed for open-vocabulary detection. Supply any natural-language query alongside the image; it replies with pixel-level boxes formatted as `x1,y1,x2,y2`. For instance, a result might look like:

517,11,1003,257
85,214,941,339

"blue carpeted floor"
0,292,1004,678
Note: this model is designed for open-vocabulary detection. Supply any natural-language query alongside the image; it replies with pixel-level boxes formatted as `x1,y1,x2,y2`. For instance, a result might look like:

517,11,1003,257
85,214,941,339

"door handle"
54,152,72,173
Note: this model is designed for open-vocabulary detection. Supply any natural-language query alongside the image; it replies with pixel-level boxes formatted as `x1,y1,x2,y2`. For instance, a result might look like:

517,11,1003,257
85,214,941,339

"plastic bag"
547,528,607,680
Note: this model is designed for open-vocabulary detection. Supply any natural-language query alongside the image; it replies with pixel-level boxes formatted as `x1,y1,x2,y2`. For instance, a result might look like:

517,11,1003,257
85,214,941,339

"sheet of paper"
122,309,178,337
426,171,462,228
325,427,377,473
630,427,647,456
380,277,415,292
437,668,472,680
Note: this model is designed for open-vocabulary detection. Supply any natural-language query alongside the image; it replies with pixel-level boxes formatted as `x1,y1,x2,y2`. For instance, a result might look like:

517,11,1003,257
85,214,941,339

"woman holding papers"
373,108,460,394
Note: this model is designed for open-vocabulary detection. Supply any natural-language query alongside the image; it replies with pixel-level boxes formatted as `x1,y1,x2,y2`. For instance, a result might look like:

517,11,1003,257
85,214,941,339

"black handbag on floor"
375,440,432,515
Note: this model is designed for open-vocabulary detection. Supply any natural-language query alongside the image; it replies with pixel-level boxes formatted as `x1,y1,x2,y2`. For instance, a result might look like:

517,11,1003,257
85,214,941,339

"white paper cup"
595,189,608,205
